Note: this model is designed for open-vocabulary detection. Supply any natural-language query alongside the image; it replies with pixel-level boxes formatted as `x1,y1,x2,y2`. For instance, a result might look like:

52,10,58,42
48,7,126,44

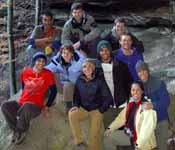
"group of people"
1,2,170,150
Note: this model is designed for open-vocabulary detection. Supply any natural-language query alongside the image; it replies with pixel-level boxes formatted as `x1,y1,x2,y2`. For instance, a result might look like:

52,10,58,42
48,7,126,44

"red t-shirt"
41,26,57,38
18,68,55,108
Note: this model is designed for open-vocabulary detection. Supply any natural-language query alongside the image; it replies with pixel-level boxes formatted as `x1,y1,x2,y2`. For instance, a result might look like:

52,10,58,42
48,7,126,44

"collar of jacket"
54,51,80,66
79,72,96,82
143,75,161,94
71,13,87,28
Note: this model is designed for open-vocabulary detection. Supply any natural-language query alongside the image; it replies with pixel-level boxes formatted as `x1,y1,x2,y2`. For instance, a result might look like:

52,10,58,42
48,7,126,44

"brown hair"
114,18,126,25
60,44,74,54
71,2,83,11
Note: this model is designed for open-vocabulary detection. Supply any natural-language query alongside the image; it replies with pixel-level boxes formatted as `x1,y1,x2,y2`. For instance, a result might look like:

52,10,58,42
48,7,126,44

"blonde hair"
82,60,95,72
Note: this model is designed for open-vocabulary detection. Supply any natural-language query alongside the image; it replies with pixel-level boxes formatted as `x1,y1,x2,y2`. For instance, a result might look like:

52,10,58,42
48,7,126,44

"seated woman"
45,44,86,113
105,81,157,150
69,60,113,150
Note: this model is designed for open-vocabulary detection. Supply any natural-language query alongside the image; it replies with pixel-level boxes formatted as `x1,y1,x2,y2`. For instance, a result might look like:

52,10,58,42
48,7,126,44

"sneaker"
14,132,26,145
76,142,86,150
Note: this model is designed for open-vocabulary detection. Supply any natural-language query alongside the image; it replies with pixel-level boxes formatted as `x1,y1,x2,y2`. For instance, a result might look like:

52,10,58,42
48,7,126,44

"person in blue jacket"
69,59,113,150
115,33,144,81
136,60,170,150
45,44,86,113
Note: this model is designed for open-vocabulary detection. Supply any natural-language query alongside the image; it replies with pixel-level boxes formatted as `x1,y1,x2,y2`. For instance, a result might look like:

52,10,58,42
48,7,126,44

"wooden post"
7,0,17,96
35,0,40,26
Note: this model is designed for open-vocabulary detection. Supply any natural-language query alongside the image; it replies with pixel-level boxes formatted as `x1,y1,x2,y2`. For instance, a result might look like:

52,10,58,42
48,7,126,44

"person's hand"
43,106,50,119
73,41,81,49
142,102,153,110
104,129,111,137
44,37,52,44
70,106,79,112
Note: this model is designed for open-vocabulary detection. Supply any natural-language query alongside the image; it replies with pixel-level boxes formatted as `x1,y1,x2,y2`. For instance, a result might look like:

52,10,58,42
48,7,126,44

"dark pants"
1,101,41,133
80,38,101,58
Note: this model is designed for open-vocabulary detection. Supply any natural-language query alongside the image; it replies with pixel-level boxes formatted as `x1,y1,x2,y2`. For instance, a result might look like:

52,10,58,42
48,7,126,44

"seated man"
27,11,61,64
61,2,101,58
114,33,144,81
1,52,57,145
101,18,144,53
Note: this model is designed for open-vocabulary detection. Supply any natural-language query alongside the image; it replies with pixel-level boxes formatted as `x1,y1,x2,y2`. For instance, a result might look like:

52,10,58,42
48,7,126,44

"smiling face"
72,8,83,23
34,58,46,72
61,48,73,63
99,47,111,62
119,35,132,51
82,62,95,79
131,83,143,101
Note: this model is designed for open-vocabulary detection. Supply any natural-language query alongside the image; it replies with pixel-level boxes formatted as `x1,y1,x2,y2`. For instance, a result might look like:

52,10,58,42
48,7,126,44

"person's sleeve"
28,26,40,48
100,30,111,40
123,63,133,98
45,52,61,73
83,16,101,42
109,107,126,131
45,84,57,107
75,50,86,62
52,29,62,49
136,110,157,148
73,81,81,107
61,22,73,45
152,81,170,112
98,77,113,113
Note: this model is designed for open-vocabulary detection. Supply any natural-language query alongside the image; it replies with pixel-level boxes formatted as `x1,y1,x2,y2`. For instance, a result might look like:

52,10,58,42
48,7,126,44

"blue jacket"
73,73,113,113
115,48,144,81
45,50,86,85
143,76,170,122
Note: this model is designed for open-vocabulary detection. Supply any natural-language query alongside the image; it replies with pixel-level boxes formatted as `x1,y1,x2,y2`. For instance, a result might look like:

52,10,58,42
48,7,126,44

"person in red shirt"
1,52,57,145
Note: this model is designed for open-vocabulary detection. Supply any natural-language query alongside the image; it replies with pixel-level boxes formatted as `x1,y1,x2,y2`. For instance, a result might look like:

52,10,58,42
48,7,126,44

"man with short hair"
27,11,61,63
95,40,133,129
1,52,57,145
115,33,144,81
61,2,101,58
101,18,144,53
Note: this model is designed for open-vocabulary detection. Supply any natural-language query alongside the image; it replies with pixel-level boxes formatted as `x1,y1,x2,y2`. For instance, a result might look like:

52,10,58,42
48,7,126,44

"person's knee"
68,109,78,120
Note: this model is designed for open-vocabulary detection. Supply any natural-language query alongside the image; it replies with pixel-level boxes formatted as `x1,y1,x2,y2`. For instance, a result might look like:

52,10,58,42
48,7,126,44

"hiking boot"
14,132,26,145
75,142,86,150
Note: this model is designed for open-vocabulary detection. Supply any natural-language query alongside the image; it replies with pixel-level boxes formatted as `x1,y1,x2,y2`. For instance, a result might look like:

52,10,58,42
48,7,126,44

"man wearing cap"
1,52,57,145
95,40,133,129
136,60,170,150
61,2,101,58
